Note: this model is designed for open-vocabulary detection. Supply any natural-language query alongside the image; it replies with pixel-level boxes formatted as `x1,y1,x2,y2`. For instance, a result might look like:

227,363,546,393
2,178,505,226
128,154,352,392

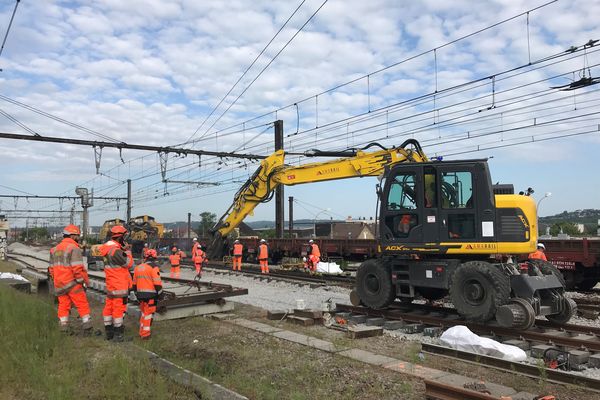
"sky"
0,0,599,228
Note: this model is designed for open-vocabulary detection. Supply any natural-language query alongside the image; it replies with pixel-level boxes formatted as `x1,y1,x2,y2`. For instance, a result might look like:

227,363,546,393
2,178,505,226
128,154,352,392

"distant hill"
539,209,600,225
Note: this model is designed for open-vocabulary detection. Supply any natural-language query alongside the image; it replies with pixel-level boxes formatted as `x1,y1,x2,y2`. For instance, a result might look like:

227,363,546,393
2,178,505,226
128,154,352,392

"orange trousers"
232,256,242,271
103,297,127,327
194,262,202,275
305,255,319,272
170,265,180,278
57,285,91,326
139,299,156,338
260,259,269,274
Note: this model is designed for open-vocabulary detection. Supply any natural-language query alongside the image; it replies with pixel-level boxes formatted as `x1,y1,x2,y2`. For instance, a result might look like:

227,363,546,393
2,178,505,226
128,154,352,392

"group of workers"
49,224,162,341
229,238,320,274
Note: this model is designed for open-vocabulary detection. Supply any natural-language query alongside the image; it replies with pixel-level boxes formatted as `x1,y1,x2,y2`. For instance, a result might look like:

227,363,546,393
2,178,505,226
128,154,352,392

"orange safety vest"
310,243,321,258
258,243,268,260
233,243,243,256
193,246,205,264
49,237,89,296
528,250,547,261
133,262,163,300
142,247,149,259
169,251,185,266
99,240,133,298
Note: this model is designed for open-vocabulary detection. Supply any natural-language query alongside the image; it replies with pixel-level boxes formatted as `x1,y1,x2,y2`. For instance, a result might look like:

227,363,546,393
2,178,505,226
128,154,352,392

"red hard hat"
146,249,158,259
63,224,81,235
110,225,127,236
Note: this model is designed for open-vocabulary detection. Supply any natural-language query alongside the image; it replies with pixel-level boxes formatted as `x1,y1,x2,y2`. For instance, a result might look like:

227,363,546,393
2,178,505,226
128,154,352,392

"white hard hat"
260,239,266,243
234,239,240,243
192,237,198,241
144,243,148,247
309,239,314,243
537,243,545,249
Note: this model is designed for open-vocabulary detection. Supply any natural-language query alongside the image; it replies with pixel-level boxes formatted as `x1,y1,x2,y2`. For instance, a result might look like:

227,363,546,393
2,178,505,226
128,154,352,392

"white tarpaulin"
439,325,527,362
0,272,29,282
316,262,343,274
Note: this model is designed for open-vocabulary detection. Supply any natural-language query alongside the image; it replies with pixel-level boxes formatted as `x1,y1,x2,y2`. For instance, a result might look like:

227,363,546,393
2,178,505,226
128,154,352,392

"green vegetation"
143,316,422,400
19,227,49,241
198,211,217,237
0,285,194,400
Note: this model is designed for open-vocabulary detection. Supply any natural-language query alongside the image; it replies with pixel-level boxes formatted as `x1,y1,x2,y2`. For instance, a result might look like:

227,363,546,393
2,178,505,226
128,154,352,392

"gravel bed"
177,267,352,312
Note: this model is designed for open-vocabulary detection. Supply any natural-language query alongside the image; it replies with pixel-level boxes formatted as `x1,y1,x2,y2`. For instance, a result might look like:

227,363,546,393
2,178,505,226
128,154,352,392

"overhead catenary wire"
0,0,20,63
183,0,308,146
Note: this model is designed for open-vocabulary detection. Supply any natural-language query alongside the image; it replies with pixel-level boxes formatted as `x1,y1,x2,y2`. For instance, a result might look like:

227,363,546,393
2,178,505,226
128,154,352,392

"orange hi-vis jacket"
308,243,321,258
258,243,268,260
169,251,185,266
233,243,243,256
99,240,133,298
192,244,205,263
133,262,163,301
528,249,547,261
49,237,89,296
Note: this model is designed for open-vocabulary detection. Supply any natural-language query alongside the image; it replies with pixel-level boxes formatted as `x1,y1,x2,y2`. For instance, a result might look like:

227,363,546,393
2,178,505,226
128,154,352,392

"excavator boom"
208,139,427,258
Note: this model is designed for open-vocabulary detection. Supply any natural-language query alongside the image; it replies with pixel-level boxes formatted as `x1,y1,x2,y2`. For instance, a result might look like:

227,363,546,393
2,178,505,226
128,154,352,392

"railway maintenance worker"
49,224,92,335
98,225,133,342
529,243,548,261
232,239,243,271
132,249,162,339
305,239,321,273
191,238,204,276
169,246,186,278
258,239,269,274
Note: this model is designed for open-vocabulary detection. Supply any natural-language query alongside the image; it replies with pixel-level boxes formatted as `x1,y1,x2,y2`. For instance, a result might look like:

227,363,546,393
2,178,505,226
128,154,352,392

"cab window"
441,171,473,209
387,173,417,210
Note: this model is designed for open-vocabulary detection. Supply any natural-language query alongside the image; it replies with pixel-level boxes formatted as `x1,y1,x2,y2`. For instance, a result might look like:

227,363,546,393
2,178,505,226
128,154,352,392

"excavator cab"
380,160,496,248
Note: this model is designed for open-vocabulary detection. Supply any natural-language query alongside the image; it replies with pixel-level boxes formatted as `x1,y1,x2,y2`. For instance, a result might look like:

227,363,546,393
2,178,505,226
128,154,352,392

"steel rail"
424,379,503,400
422,343,600,392
335,304,600,352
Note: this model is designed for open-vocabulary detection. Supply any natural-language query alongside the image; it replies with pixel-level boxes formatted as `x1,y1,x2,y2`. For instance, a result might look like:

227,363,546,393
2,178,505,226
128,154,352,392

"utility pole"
75,187,92,239
126,179,132,221
288,196,294,237
274,120,284,238
187,212,191,238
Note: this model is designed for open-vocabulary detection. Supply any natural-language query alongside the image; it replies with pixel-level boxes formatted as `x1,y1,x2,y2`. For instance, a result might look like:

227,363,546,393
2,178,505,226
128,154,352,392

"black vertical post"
126,179,132,222
187,212,191,238
288,196,294,237
274,120,284,238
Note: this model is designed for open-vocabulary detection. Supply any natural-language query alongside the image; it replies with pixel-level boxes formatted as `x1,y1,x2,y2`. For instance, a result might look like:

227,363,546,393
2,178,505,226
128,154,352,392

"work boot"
59,323,70,334
113,326,124,343
105,324,114,341
81,320,93,337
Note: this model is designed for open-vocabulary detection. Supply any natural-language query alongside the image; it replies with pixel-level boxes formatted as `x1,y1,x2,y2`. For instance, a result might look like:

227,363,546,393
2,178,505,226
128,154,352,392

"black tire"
356,259,396,309
546,297,577,324
532,260,566,288
450,261,510,322
576,279,599,291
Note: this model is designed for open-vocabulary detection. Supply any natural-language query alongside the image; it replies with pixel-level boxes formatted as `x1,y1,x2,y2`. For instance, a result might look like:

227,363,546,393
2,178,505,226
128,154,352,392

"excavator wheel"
449,261,510,322
531,260,566,287
356,259,396,309
546,298,577,324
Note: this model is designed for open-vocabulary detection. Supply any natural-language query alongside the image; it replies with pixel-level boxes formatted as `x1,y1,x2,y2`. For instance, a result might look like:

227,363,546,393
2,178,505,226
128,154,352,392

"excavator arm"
208,139,428,258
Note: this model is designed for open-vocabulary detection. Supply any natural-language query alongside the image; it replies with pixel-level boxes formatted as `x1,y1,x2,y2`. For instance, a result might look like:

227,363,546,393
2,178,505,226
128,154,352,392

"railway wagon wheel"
356,259,396,309
449,261,510,322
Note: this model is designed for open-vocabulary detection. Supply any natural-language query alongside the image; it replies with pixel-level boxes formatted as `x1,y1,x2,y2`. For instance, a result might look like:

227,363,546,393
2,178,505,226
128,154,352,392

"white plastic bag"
0,272,29,282
316,262,343,274
439,325,527,362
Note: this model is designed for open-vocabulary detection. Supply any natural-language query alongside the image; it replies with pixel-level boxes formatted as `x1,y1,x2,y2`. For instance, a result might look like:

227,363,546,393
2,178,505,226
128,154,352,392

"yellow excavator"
208,139,575,329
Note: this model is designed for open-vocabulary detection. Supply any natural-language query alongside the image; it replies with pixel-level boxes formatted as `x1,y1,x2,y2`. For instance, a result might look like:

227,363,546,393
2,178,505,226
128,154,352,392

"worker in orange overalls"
258,239,269,274
169,246,185,278
529,243,548,261
132,249,162,339
232,239,243,271
305,239,321,274
191,238,204,276
49,224,92,335
98,225,133,342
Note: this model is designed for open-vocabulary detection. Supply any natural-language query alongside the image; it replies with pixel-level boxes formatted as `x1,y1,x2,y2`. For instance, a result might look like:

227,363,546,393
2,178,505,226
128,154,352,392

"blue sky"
0,0,598,227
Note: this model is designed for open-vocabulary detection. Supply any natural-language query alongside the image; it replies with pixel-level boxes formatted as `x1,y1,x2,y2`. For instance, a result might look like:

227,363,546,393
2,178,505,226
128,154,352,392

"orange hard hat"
63,224,81,235
110,225,127,236
146,249,158,259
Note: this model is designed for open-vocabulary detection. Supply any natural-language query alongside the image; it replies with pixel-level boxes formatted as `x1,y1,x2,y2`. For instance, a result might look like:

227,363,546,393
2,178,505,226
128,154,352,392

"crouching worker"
49,224,92,335
133,249,163,340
